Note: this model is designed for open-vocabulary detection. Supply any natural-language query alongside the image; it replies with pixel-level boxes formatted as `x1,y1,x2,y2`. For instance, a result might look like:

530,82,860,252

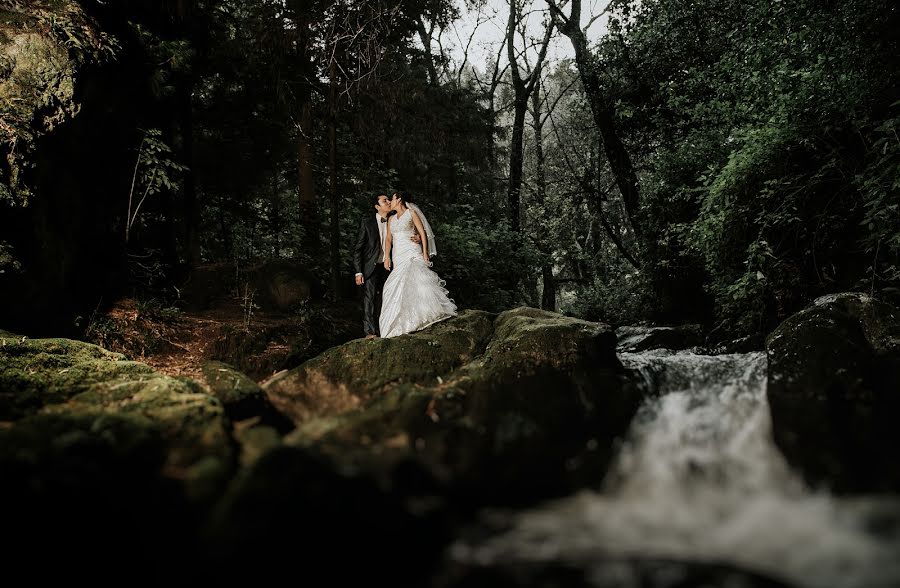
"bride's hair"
394,191,415,207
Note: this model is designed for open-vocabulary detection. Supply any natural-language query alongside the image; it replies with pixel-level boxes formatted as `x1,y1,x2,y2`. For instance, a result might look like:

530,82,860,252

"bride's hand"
384,260,391,271
422,252,429,263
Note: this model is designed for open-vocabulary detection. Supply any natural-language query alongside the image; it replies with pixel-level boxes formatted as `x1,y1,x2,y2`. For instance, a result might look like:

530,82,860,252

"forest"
1,0,898,587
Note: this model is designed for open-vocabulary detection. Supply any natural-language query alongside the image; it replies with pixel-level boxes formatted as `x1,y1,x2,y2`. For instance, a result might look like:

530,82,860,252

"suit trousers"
362,265,389,336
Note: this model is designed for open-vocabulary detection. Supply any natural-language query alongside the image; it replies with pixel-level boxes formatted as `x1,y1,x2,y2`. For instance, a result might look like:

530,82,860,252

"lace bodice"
389,210,416,238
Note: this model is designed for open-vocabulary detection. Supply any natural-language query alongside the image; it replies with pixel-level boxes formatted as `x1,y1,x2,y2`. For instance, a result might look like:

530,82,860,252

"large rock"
1,2,112,204
765,292,900,492
263,310,496,422
615,324,704,352
202,360,292,432
0,334,234,476
265,307,641,504
201,446,444,585
0,335,155,420
180,259,321,313
0,332,236,585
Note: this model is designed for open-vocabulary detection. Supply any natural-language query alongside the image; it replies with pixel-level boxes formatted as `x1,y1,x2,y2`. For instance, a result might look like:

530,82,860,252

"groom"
354,193,419,339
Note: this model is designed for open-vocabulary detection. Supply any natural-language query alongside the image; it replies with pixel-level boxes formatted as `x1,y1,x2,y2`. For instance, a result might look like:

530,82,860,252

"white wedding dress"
379,208,457,338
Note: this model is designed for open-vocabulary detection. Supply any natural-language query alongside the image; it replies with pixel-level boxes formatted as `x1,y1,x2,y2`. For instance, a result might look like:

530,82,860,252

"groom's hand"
411,233,421,244
355,274,364,286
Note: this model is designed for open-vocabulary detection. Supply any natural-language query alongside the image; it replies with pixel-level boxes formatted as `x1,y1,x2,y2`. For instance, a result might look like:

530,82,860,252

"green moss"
0,1,118,204
274,307,638,500
263,310,495,423
203,360,264,407
0,335,234,474
0,336,155,420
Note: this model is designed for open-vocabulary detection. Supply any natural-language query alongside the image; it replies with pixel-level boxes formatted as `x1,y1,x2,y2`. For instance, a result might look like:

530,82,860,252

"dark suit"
354,214,389,335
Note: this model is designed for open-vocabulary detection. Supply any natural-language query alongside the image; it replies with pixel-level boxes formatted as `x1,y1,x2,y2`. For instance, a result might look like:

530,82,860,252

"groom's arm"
353,217,366,284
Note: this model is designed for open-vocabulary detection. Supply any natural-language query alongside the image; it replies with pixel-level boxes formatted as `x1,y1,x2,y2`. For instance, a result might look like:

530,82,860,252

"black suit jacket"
354,215,386,279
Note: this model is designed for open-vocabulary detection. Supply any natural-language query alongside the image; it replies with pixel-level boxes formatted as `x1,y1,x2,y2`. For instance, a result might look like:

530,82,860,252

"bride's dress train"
379,209,457,338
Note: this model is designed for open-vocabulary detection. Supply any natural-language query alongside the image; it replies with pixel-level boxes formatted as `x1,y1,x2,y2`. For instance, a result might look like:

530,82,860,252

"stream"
451,349,900,587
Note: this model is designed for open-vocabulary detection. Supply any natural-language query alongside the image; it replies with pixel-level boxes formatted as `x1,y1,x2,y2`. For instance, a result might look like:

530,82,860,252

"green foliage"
436,204,541,312
856,102,900,291
591,0,900,335
126,128,188,243
0,241,21,275
562,270,654,326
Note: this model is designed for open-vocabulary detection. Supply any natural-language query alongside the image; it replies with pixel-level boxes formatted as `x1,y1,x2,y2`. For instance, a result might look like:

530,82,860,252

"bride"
379,192,457,338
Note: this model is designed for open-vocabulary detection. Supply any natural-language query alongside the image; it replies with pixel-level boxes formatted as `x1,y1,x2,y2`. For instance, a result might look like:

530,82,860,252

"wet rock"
766,292,900,492
704,332,766,354
271,307,641,504
616,324,704,352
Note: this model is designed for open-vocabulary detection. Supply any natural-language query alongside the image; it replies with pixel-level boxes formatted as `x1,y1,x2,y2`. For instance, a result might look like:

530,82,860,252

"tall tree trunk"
505,0,554,234
297,92,319,256
416,16,438,85
507,98,527,233
549,0,642,242
531,78,555,311
328,62,340,298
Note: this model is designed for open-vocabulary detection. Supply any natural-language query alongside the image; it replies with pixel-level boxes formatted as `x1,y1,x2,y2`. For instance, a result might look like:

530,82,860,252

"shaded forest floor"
83,296,363,389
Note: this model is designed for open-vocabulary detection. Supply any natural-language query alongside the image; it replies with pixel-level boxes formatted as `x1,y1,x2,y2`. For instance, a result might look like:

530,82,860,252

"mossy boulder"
1,2,115,204
270,307,641,504
0,335,234,476
263,309,496,422
0,335,154,420
0,410,200,585
202,360,293,432
766,292,900,492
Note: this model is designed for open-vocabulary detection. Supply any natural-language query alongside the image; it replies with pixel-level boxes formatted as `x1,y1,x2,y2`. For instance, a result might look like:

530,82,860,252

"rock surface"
0,334,233,476
202,359,292,431
266,307,641,503
1,2,115,204
766,292,900,492
615,324,704,352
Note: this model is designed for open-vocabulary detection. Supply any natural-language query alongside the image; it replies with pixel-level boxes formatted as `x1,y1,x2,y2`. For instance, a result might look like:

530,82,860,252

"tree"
505,0,554,234
546,0,643,246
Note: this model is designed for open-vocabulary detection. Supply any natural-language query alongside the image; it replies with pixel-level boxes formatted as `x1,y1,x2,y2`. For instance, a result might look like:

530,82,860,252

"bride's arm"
383,218,392,270
410,211,429,261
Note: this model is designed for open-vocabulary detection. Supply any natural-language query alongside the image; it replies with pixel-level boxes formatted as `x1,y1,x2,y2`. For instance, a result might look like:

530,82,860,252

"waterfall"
451,349,900,588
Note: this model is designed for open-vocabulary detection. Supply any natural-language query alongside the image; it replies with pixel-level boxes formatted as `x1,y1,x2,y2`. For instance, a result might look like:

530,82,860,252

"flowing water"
451,349,900,587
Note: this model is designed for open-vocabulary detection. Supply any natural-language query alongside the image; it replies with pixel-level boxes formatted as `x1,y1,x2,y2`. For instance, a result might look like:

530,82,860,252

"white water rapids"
451,350,900,587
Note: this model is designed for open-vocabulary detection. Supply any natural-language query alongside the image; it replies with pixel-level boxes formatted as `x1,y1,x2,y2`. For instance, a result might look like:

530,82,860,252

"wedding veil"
407,202,438,258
